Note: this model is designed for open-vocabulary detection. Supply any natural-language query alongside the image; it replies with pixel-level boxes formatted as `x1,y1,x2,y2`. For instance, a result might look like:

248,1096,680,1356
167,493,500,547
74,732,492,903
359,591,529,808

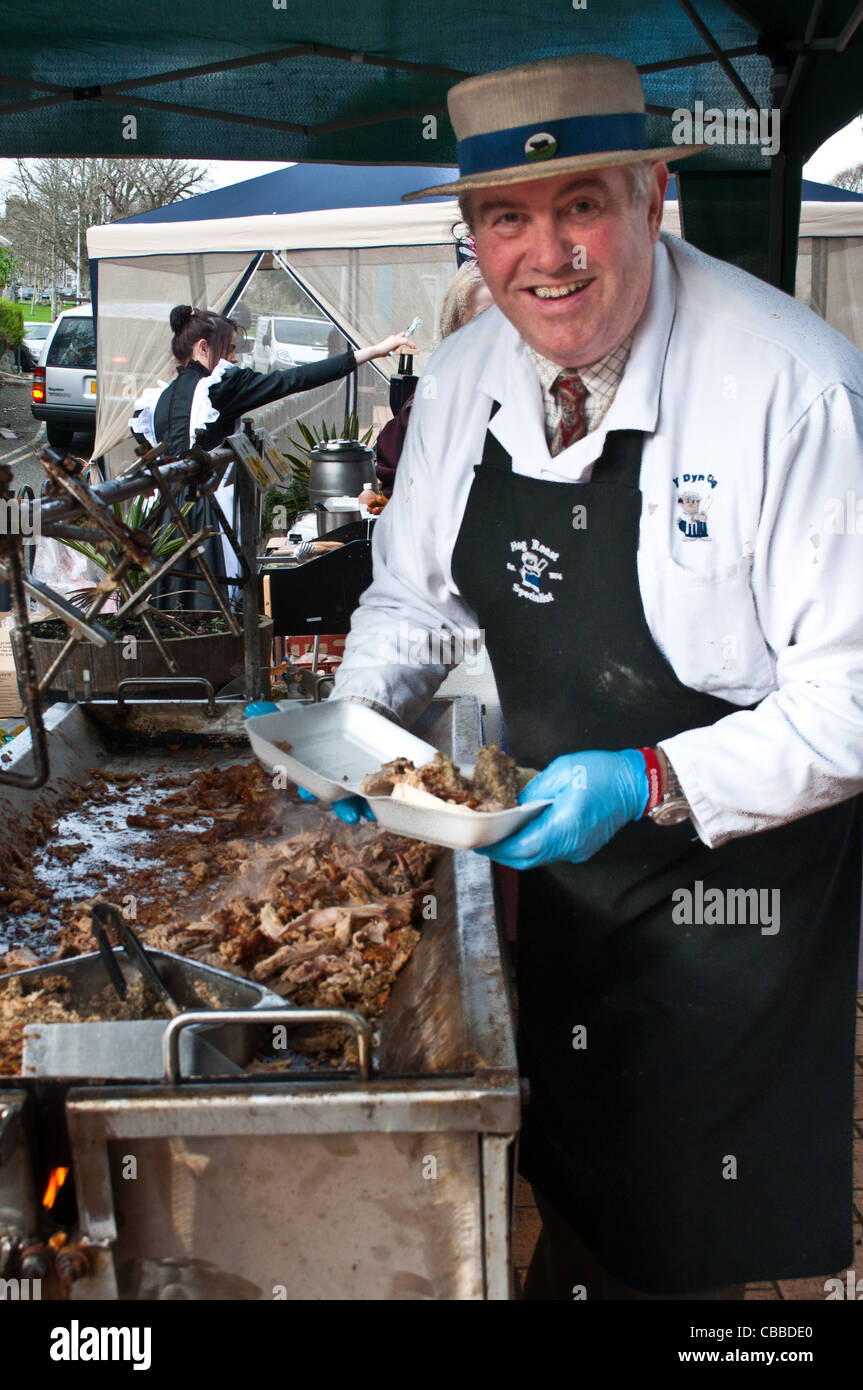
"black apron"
451,414,862,1294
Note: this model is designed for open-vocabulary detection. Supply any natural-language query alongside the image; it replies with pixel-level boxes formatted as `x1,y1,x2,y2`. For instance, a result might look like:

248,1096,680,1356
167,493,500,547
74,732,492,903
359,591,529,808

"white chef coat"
334,234,863,848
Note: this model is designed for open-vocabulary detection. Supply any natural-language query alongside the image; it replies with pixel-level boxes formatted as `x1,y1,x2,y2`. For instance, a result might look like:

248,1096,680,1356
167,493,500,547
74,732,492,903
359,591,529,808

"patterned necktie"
551,370,588,454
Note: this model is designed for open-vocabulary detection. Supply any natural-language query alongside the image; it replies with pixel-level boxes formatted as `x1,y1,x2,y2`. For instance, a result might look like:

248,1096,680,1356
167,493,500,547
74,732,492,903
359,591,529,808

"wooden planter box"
24,614,274,700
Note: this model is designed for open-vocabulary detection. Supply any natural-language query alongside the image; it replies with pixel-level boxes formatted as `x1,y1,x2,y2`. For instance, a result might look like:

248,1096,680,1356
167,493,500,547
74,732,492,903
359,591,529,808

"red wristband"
638,747,663,817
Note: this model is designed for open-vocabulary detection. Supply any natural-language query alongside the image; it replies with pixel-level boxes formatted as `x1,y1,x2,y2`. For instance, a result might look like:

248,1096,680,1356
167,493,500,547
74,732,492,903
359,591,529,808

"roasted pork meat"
360,745,519,811
147,824,436,1053
1,750,438,1063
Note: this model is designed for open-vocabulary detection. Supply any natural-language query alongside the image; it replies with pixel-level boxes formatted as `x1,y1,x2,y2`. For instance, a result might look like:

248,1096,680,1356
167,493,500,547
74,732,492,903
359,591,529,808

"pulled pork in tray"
0,976,170,1077
360,744,519,811
0,756,437,1065
149,824,436,1061
0,973,230,1077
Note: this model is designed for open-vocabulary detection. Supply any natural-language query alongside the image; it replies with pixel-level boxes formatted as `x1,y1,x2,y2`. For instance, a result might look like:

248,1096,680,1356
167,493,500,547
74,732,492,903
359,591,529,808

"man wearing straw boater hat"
333,54,863,1298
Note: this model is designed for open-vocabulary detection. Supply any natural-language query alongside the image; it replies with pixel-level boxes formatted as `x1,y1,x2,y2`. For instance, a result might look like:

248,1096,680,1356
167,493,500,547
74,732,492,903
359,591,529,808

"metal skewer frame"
0,424,270,788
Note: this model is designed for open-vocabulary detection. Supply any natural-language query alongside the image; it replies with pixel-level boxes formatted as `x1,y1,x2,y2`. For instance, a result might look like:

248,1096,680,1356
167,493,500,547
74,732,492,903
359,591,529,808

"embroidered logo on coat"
507,538,563,604
673,472,717,541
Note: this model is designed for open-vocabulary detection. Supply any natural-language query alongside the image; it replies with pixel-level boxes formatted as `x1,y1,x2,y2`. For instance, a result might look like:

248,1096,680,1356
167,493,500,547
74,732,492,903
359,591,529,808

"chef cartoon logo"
507,538,563,603
673,472,717,541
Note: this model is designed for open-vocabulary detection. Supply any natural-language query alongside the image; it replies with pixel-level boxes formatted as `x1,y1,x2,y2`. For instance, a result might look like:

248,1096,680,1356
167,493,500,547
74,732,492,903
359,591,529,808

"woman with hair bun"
132,304,415,458
130,305,415,607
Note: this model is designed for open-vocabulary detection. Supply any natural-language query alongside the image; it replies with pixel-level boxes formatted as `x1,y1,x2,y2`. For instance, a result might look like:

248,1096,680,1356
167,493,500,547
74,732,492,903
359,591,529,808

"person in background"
438,260,494,338
375,263,492,497
130,305,414,606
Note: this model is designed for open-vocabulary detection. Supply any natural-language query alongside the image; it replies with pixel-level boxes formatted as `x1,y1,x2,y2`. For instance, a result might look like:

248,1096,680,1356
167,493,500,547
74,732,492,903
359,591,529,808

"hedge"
0,299,25,353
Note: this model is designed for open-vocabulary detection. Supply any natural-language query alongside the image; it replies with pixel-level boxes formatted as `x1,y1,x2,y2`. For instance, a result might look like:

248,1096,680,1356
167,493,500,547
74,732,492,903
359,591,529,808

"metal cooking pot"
308,439,376,536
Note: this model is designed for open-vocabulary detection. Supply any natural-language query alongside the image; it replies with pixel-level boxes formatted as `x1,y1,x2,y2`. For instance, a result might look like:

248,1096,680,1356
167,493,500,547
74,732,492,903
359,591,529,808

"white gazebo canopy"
86,167,863,461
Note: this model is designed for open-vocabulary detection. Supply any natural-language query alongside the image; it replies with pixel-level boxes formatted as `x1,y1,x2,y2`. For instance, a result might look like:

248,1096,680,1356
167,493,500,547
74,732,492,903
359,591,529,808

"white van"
31,304,96,449
252,315,332,373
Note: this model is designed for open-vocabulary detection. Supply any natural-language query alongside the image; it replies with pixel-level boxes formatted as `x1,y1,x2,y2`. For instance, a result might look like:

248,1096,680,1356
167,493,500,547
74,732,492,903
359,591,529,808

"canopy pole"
765,43,803,296
780,0,826,118
272,251,387,387
238,420,264,703
715,0,767,33
767,150,788,289
637,45,758,73
836,1,863,50
225,254,264,318
675,0,759,109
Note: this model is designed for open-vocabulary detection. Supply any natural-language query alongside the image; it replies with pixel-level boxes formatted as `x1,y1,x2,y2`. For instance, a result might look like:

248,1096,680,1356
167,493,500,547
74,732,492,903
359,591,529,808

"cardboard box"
287,635,346,663
0,625,23,717
271,632,346,678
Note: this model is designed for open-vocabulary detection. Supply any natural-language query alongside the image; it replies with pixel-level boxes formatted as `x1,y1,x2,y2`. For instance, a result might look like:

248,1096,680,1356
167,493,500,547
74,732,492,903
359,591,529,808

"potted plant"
24,493,273,699
262,411,373,535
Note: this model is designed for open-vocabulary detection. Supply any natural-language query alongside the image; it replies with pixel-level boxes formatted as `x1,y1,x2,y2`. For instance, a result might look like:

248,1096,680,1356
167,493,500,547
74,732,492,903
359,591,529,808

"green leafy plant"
62,492,195,614
0,248,20,296
0,298,24,355
262,411,373,534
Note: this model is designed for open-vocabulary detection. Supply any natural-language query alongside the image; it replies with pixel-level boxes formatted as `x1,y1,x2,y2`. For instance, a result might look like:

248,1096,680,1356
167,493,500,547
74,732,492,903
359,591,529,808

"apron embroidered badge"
674,472,717,541
507,538,563,603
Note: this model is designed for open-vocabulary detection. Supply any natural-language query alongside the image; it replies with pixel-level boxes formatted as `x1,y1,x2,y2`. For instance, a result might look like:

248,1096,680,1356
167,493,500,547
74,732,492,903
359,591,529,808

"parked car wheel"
46,423,75,449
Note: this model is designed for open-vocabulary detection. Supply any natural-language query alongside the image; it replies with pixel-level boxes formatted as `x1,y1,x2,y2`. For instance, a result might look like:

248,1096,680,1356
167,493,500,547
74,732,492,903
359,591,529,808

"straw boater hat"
403,53,707,201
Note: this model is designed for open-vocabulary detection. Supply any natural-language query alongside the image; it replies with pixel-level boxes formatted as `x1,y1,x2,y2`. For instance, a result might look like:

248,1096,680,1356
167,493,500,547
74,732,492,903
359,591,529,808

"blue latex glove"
477,749,649,870
244,700,280,718
296,785,376,825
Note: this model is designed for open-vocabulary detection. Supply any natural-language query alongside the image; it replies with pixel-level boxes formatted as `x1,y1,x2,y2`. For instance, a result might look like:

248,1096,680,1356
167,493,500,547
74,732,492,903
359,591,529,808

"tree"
0,244,19,294
0,159,210,308
95,159,210,219
831,162,863,194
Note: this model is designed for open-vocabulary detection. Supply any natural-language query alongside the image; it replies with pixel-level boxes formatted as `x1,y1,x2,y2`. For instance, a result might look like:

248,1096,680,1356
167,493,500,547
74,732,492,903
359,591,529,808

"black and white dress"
130,351,357,606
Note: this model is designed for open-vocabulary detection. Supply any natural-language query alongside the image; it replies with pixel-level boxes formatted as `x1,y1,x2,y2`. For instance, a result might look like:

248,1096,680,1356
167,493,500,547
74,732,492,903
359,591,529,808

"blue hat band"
458,112,647,177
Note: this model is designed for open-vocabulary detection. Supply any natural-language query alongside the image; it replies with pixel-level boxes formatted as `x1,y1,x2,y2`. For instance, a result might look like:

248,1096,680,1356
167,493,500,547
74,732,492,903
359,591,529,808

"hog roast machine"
0,417,272,792
0,421,520,1299
0,696,519,1300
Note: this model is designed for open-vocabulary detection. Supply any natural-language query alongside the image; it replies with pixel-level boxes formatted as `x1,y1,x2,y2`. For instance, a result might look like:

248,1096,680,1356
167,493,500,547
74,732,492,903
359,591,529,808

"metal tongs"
91,902,182,1016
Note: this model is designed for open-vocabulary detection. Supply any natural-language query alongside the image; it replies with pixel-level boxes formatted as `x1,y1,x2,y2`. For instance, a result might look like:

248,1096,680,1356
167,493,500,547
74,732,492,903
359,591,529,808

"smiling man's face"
471,162,667,367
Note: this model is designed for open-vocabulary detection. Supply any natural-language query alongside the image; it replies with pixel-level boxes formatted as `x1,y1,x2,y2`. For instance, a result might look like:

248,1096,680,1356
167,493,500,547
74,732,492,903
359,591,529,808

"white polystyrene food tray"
245,701,437,800
244,701,550,851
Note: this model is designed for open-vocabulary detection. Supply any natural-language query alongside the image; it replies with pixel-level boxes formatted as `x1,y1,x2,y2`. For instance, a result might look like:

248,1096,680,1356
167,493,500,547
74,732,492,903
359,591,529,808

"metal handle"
116,676,216,716
162,1009,373,1083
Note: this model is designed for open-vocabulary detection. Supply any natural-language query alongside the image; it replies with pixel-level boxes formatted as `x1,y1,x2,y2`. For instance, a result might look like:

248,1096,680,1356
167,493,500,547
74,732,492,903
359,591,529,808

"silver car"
30,304,96,450
252,314,333,372
19,320,51,372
